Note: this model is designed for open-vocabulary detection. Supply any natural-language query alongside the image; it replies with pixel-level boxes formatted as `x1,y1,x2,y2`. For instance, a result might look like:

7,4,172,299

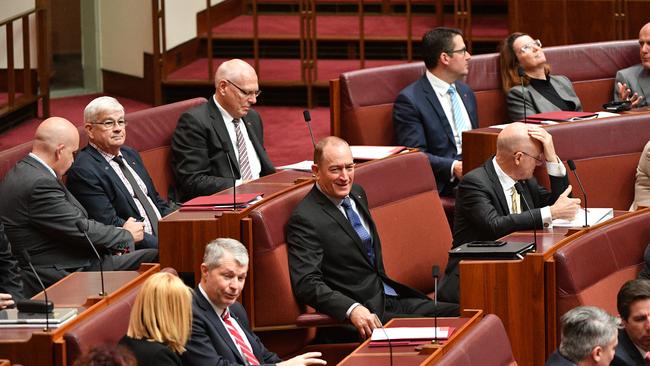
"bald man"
613,22,649,108
437,122,580,302
0,117,158,296
171,59,275,202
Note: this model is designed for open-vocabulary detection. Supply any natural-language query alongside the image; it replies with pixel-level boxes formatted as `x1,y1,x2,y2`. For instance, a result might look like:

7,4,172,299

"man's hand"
0,293,14,309
528,126,557,163
123,217,144,242
278,352,327,366
349,305,382,339
453,161,463,179
617,82,644,108
550,186,581,221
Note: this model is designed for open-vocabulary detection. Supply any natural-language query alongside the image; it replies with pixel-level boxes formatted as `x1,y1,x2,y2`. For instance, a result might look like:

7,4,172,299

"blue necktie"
341,197,397,296
448,84,471,140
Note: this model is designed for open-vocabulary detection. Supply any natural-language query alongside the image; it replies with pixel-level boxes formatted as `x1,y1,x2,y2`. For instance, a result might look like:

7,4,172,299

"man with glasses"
614,22,649,108
393,27,478,197
287,136,459,342
171,59,275,202
437,122,580,303
67,96,174,249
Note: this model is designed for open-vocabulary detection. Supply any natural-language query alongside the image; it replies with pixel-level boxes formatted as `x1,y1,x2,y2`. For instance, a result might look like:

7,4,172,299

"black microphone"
75,221,107,296
517,66,528,123
374,314,393,366
303,110,316,149
221,144,238,211
514,182,537,247
21,250,53,331
432,265,440,346
567,160,588,227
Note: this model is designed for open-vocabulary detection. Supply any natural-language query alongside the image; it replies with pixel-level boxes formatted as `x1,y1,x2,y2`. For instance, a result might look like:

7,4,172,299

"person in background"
612,279,650,366
0,222,23,308
72,344,137,366
613,22,649,108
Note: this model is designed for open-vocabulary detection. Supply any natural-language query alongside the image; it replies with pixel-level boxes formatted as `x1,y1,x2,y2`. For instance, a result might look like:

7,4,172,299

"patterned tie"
113,155,159,236
222,309,260,365
448,84,471,140
341,197,397,296
233,119,253,181
511,186,521,214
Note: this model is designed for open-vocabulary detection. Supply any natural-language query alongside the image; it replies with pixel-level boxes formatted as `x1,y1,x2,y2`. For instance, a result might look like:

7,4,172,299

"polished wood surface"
0,263,159,366
338,309,483,366
462,127,500,173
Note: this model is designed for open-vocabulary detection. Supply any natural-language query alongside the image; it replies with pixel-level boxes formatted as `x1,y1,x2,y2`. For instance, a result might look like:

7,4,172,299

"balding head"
640,22,650,69
495,122,542,180
32,117,80,177
214,59,259,119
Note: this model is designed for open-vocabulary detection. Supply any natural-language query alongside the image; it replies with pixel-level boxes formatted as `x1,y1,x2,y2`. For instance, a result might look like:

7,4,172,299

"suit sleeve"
0,224,24,299
29,177,133,252
393,92,454,183
171,112,235,200
506,86,537,122
286,211,357,320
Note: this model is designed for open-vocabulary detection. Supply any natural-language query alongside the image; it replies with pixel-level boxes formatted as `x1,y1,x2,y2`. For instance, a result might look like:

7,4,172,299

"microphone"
75,221,107,296
514,182,537,247
303,110,316,149
567,160,588,227
21,250,53,331
432,265,440,346
517,66,528,123
222,144,238,211
374,314,393,366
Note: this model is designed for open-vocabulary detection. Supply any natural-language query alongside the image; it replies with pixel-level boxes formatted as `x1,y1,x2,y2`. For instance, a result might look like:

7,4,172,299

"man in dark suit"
544,306,617,366
171,59,275,202
393,27,478,196
0,117,157,296
67,96,174,249
287,136,459,341
438,122,580,303
612,279,650,366
183,238,325,366
0,222,23,308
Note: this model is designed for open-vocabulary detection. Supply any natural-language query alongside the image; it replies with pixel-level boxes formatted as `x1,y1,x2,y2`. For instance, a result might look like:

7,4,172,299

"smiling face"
86,108,126,156
513,35,546,72
200,251,248,308
312,142,355,200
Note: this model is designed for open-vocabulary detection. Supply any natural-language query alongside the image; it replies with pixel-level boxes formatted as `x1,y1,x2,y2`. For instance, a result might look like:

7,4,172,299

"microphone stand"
418,266,444,354
303,110,316,149
374,315,393,366
22,250,52,332
514,182,537,247
518,66,528,123
567,160,589,227
76,221,107,296
222,144,238,211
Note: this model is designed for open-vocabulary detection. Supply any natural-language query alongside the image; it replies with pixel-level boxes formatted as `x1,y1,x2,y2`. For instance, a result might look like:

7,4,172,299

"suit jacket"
612,329,646,366
286,184,428,321
393,75,479,195
0,222,23,299
171,98,275,202
544,351,575,366
632,141,650,210
614,64,650,107
183,290,282,366
66,144,173,248
506,74,583,122
0,155,134,289
119,336,182,366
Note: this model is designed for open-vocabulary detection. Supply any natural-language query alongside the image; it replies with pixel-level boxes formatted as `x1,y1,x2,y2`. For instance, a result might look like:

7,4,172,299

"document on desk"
552,208,614,227
278,160,314,171
370,326,451,341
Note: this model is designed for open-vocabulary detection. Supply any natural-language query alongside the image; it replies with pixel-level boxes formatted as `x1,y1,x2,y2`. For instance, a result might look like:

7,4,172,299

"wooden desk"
459,210,637,366
337,310,483,366
0,263,159,366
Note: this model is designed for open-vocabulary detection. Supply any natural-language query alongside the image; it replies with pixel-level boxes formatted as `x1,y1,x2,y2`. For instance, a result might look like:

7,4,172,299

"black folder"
449,241,535,260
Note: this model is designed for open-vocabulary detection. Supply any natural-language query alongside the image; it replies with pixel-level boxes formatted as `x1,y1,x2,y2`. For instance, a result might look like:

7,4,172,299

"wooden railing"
0,6,50,124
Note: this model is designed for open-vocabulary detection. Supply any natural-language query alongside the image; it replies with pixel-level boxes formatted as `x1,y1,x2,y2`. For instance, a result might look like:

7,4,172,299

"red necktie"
645,352,650,365
222,309,260,365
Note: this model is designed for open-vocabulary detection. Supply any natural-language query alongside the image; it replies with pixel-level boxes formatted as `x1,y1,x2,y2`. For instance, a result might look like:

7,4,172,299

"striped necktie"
233,119,253,181
222,308,260,365
448,84,471,140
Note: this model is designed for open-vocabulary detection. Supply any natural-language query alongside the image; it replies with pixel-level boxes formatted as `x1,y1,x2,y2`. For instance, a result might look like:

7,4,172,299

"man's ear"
590,345,603,362
311,164,319,178
439,52,451,67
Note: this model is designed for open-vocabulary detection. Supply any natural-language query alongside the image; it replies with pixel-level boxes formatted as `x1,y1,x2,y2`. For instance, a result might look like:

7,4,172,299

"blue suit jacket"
393,75,479,195
612,328,646,366
66,145,173,249
183,290,282,366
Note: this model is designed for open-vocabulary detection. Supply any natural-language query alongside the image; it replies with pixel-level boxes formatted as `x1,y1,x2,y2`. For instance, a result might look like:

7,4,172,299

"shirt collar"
89,142,122,161
198,283,227,318
315,182,346,208
213,95,237,124
426,70,454,97
28,152,57,178
492,157,517,191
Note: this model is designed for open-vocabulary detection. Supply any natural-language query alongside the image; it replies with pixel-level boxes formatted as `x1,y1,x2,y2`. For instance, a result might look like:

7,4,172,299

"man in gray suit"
0,117,158,296
614,22,649,108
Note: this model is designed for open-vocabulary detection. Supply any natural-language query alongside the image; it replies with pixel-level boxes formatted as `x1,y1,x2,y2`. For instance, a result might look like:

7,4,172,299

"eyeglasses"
91,119,127,130
519,39,542,54
446,47,467,57
517,151,544,166
226,79,261,98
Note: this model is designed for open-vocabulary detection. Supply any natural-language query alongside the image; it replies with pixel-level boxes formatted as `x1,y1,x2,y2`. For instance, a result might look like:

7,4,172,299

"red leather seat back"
0,141,32,181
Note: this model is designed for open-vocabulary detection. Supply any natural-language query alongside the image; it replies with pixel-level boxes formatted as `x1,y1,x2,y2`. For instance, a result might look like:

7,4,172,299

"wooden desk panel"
462,127,499,172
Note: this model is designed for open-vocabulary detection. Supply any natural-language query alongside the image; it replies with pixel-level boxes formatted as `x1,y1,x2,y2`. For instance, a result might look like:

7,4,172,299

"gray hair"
83,96,124,123
558,306,618,363
203,238,249,269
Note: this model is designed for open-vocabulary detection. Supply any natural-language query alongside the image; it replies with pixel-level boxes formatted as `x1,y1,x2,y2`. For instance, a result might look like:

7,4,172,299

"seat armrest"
296,312,340,327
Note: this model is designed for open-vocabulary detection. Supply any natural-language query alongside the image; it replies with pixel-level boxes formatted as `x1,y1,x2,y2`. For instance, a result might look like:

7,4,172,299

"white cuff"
346,303,361,318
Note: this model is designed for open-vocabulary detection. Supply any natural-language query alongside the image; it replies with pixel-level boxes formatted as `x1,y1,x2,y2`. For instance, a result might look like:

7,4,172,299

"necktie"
645,352,650,365
511,186,521,214
222,309,260,365
448,84,471,139
233,119,253,181
112,155,159,236
341,197,397,296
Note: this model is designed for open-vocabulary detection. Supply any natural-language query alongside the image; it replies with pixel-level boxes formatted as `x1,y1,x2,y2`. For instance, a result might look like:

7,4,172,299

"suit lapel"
24,155,88,215
420,76,456,147
638,67,650,104
549,76,580,109
242,117,264,159
485,160,510,215
208,99,241,176
86,146,140,213
195,290,246,364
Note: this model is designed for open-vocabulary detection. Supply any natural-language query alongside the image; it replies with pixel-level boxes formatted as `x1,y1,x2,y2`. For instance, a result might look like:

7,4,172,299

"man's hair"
84,96,124,124
498,32,551,92
558,306,618,363
422,27,463,69
126,272,193,354
313,136,350,166
203,238,249,270
617,279,650,320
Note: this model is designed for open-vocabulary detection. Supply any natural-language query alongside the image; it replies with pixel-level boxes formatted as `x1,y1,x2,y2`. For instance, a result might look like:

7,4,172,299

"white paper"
370,327,450,341
277,160,314,172
350,146,405,160
552,208,613,227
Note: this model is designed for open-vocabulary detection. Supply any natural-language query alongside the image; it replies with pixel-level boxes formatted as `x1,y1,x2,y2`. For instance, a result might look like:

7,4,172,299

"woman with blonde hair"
499,32,582,122
119,272,192,366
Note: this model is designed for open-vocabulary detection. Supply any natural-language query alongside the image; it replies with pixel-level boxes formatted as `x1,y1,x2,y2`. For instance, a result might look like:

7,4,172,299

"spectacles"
226,79,261,98
91,119,127,130
328,163,356,175
517,151,544,166
519,39,542,54
446,47,467,57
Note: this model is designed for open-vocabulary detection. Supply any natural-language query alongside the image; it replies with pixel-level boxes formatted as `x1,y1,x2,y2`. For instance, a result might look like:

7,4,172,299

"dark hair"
72,344,137,366
422,27,463,69
498,32,551,92
617,279,650,320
